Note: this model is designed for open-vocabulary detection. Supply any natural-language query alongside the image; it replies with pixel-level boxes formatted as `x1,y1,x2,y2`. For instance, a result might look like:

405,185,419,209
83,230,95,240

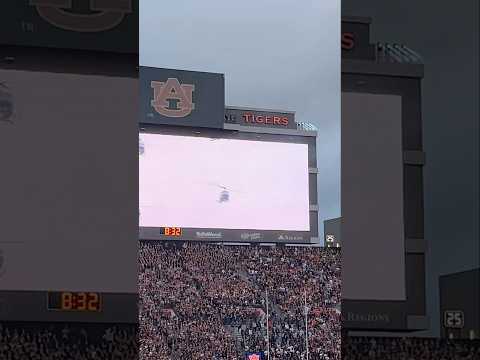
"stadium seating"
342,336,480,360
139,242,341,359
0,322,137,360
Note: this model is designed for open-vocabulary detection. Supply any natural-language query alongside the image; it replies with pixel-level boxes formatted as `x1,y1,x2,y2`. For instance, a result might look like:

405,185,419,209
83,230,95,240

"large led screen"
139,133,310,233
0,69,138,293
342,92,406,301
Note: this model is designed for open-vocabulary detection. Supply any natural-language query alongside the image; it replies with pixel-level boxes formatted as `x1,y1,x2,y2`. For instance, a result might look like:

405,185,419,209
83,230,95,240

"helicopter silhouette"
207,183,242,203
217,186,230,203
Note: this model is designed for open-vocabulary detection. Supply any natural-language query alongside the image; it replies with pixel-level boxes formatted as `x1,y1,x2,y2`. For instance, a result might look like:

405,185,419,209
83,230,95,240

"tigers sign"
140,67,225,129
341,17,375,60
225,107,296,130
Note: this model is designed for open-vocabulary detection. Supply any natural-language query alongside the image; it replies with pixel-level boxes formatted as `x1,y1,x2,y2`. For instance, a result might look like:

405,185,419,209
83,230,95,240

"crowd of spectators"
139,241,341,360
1,320,478,359
343,336,480,360
0,322,137,360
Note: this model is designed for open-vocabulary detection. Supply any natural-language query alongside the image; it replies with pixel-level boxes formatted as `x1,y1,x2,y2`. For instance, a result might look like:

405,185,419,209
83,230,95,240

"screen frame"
341,71,427,331
0,45,138,321
139,124,318,244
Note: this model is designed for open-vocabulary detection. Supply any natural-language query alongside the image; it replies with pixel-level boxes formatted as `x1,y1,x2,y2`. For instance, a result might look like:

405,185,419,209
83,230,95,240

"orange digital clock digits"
59,292,101,311
61,292,72,310
164,227,182,236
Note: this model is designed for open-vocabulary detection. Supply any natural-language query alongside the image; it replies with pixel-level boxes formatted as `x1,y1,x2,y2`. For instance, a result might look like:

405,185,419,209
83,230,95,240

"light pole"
304,289,309,360
265,289,271,360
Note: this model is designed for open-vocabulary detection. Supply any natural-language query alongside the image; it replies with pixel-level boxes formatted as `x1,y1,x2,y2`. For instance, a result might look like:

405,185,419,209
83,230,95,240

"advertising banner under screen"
139,132,313,242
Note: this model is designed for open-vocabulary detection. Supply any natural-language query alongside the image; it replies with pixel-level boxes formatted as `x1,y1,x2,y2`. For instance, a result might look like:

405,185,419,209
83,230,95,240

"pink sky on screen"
139,133,310,231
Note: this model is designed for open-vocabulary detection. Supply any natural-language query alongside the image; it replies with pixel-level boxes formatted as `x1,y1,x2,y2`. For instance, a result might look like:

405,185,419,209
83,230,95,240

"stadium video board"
0,49,138,323
0,56,138,296
139,126,318,243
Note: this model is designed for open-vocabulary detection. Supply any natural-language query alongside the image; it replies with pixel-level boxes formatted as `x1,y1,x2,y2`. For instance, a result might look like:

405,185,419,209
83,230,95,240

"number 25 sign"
444,310,464,328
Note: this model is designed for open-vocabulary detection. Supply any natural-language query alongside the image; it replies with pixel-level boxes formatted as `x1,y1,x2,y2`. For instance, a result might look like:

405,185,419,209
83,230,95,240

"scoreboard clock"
160,227,182,237
47,292,101,312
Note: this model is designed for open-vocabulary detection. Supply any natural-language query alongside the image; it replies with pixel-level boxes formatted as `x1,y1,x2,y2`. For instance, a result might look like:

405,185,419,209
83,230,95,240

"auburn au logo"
151,78,195,118
29,0,132,32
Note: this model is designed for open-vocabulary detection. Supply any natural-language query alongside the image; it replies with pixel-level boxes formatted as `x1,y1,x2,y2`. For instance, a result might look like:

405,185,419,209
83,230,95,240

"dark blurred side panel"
341,0,478,358
0,1,139,359
341,16,427,331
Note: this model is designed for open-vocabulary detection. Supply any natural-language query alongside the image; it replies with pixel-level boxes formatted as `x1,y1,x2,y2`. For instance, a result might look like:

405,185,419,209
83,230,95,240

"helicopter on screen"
208,183,242,203
218,186,230,203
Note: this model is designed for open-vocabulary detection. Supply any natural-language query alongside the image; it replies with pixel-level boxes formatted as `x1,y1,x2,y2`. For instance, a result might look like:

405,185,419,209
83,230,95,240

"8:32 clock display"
47,291,101,312
160,227,182,236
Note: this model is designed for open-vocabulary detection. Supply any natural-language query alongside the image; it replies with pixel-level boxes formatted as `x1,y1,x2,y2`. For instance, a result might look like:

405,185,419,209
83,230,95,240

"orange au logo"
29,0,132,32
151,78,195,118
